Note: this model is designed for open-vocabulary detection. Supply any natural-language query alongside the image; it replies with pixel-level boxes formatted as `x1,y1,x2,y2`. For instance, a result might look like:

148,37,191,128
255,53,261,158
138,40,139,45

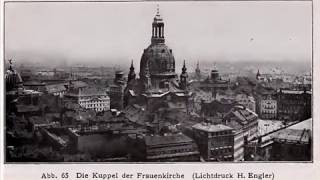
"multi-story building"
277,89,311,122
64,87,110,112
192,122,234,161
258,93,277,119
137,134,200,162
223,105,259,161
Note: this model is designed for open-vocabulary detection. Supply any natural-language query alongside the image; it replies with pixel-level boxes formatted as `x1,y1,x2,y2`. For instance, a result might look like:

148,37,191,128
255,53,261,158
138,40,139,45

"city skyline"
5,1,312,71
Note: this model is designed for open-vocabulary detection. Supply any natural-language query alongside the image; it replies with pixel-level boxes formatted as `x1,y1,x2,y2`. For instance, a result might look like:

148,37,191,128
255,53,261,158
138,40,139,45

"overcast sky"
4,1,312,71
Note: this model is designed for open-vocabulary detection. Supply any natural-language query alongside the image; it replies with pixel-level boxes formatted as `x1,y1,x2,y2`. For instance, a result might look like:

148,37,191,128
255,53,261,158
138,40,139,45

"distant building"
235,94,256,113
191,90,214,113
256,69,272,82
223,105,259,161
258,93,277,119
139,134,200,162
64,87,110,112
195,61,201,81
192,64,229,99
277,89,311,122
192,122,234,161
201,100,234,119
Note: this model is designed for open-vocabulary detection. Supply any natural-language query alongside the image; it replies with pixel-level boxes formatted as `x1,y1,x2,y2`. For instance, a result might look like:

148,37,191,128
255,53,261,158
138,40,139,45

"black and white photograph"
3,1,313,163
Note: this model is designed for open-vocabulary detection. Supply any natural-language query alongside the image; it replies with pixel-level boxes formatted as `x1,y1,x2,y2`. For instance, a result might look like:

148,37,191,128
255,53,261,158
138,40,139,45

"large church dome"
140,44,175,76
139,8,176,81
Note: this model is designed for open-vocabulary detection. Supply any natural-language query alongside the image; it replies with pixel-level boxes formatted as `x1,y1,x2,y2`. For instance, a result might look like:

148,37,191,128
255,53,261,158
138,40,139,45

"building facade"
142,134,200,162
277,89,311,122
64,87,110,112
192,123,234,161
258,93,277,120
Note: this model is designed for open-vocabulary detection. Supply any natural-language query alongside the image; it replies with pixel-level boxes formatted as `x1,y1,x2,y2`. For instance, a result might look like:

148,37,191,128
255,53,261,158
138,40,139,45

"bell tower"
180,60,188,90
127,60,136,83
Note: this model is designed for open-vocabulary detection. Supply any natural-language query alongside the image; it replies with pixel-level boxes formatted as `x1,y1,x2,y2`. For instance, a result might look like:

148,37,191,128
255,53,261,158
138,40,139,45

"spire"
128,59,136,83
256,69,261,80
130,59,134,71
182,60,187,73
157,4,160,15
180,60,188,90
151,5,165,44
195,61,200,73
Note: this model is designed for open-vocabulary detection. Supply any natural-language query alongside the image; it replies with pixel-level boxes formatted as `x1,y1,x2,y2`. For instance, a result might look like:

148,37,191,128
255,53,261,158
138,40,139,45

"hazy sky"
5,1,312,71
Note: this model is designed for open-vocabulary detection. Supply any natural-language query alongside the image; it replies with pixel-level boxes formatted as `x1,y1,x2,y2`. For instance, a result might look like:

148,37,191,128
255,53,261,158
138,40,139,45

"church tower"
139,6,176,90
127,60,136,83
180,60,188,90
195,61,201,81
256,69,261,80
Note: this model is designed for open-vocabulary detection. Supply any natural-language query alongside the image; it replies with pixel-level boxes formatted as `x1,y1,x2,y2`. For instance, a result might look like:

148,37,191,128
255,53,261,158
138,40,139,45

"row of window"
148,148,194,156
82,103,109,108
210,148,233,155
80,100,109,104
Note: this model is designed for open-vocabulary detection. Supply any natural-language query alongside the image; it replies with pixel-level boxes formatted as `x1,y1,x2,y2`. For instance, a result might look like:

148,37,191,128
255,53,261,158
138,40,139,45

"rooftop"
288,118,312,130
192,123,233,132
144,134,193,147
271,129,310,144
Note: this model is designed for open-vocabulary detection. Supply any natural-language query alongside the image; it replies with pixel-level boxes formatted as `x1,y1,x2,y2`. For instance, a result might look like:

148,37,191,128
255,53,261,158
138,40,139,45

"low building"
139,134,200,162
223,105,259,161
192,122,234,161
